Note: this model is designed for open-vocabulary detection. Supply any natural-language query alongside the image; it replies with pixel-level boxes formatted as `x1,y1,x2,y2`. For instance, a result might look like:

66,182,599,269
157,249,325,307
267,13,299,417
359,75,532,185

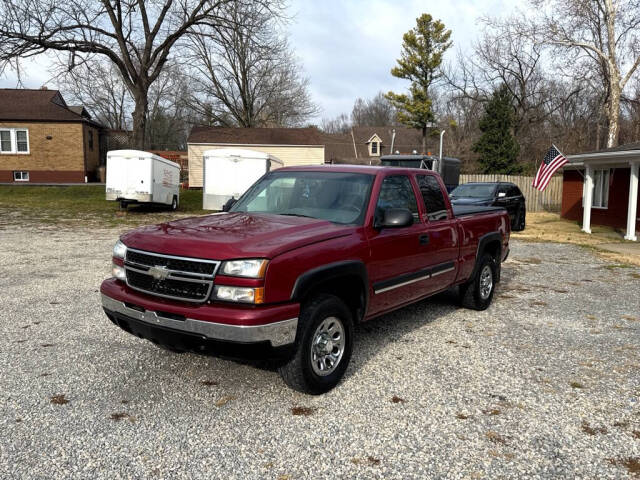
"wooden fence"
459,174,562,212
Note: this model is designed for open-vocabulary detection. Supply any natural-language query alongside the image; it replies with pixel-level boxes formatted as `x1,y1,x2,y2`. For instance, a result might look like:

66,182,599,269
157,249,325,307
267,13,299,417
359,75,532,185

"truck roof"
275,164,438,176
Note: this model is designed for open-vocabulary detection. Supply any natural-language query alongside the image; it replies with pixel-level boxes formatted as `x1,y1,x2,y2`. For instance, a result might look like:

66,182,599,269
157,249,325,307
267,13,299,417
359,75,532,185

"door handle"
419,234,430,245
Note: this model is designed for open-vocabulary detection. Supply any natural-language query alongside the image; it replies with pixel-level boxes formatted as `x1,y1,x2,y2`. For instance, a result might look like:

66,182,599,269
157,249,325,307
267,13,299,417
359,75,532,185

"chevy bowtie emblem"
148,265,170,280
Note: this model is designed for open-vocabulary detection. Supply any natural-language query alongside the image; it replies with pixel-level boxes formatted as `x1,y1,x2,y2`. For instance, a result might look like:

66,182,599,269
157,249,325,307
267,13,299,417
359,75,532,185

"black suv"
449,182,526,231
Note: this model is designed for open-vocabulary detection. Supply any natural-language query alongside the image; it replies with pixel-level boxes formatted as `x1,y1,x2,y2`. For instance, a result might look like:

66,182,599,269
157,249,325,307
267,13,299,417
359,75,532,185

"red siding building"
562,143,640,241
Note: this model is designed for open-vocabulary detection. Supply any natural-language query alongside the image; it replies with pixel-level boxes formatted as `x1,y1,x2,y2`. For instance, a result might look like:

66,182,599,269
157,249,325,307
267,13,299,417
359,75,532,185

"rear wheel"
278,294,353,394
460,254,497,311
170,195,178,211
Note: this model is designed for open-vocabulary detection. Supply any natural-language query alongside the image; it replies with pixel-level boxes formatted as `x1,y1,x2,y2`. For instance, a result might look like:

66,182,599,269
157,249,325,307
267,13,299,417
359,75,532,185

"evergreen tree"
473,85,522,174
385,14,452,154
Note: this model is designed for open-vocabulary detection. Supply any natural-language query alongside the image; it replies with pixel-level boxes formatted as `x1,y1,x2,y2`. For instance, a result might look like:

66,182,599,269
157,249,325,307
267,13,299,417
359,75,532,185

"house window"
0,130,11,152
0,128,29,154
13,171,29,182
371,142,378,155
88,130,94,151
584,169,610,209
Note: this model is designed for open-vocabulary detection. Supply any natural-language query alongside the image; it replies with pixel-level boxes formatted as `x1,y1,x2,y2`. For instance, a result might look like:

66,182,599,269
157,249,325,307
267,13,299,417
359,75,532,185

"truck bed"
452,205,505,217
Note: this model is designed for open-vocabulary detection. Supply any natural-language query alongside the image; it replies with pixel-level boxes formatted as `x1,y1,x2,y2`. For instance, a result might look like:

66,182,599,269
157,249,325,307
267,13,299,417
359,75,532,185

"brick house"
562,143,640,241
0,89,103,183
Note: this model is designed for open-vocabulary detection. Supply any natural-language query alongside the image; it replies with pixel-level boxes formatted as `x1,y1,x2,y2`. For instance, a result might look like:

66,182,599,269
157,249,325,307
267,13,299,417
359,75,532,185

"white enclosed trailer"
106,150,181,210
202,148,284,210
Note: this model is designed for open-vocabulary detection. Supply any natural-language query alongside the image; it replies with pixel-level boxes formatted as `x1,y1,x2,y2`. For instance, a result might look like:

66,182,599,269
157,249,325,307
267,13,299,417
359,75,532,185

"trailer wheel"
119,200,128,211
171,196,178,211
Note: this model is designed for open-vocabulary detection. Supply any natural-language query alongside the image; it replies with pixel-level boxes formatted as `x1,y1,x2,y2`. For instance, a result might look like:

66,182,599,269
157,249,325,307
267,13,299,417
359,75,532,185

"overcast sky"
0,0,527,123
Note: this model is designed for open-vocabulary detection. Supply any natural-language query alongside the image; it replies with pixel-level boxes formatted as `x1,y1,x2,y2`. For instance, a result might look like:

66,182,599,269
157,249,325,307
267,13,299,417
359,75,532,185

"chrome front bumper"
101,294,298,347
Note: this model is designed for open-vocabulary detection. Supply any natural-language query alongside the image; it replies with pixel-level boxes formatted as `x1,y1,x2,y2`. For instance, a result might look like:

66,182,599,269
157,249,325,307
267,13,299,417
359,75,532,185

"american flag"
533,145,567,191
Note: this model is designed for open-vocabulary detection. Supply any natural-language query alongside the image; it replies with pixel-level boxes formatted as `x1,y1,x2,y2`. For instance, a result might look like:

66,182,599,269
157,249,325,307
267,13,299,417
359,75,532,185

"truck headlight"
213,286,264,304
220,259,268,278
113,239,127,259
112,263,126,281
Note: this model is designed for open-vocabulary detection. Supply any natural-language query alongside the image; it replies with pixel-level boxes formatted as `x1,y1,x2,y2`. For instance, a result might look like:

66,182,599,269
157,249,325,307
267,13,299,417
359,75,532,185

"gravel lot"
1,224,640,479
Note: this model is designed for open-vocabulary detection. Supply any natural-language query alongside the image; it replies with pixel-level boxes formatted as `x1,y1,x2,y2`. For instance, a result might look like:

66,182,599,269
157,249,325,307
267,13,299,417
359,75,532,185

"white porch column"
625,161,639,241
582,164,593,234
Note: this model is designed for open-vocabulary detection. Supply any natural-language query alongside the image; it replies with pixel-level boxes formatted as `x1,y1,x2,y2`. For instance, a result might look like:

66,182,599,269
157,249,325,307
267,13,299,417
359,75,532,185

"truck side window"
376,175,419,220
416,175,448,221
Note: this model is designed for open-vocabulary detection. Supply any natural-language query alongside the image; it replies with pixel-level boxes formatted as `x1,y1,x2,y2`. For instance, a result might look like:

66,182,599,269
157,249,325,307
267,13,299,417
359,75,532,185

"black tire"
119,200,128,211
459,254,497,311
278,294,353,395
170,196,178,211
519,207,526,231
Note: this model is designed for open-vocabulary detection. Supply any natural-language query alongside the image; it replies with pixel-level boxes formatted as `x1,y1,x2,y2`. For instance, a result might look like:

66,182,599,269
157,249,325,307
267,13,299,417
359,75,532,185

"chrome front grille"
124,248,219,303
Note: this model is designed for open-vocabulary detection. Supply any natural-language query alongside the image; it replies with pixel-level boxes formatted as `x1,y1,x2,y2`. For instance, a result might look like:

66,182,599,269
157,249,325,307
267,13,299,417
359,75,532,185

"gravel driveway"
1,224,639,479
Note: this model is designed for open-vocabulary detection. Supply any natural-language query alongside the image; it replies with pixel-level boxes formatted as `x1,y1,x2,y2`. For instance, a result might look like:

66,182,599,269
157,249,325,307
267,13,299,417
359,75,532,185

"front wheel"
278,294,353,394
170,195,178,211
459,254,497,311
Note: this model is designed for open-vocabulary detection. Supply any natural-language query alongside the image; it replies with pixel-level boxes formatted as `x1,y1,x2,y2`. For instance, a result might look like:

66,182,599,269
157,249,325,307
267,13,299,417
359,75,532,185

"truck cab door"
366,175,433,316
414,174,459,293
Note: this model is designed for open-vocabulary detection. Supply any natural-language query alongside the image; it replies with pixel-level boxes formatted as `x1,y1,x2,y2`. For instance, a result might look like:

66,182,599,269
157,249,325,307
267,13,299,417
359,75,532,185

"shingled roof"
0,89,101,126
323,126,427,162
188,126,324,145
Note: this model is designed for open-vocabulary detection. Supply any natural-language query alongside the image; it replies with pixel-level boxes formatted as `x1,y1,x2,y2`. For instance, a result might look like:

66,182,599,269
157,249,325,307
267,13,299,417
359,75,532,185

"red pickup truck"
101,166,510,394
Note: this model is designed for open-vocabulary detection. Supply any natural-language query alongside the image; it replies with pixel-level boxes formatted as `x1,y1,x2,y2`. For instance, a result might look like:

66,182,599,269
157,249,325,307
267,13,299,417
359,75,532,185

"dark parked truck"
101,166,510,394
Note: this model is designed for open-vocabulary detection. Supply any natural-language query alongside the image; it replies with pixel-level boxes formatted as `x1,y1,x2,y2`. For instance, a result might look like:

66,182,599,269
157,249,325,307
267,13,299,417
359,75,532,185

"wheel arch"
471,232,502,282
290,260,369,323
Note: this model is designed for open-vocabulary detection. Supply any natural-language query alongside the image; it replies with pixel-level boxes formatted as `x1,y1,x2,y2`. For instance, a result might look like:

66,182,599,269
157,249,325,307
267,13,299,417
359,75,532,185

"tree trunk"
132,93,149,150
606,85,621,148
421,126,426,154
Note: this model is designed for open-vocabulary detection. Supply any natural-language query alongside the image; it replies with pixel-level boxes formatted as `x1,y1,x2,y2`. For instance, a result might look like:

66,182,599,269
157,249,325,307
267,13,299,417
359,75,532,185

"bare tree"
185,1,316,127
351,92,397,126
320,113,351,134
532,0,640,147
0,0,245,148
54,57,131,130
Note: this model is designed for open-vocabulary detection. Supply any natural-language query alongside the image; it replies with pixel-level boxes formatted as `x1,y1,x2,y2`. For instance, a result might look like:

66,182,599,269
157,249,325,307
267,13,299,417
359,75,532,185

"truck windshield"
450,184,497,198
231,171,374,225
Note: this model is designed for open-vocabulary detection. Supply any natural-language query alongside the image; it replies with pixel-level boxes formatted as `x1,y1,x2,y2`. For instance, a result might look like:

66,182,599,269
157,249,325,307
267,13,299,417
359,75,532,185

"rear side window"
496,184,509,196
417,175,448,221
376,175,419,219
509,185,522,196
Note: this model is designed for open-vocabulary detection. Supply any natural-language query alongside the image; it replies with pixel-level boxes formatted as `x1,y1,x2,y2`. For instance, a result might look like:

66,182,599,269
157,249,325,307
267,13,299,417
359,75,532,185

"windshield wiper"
279,213,315,219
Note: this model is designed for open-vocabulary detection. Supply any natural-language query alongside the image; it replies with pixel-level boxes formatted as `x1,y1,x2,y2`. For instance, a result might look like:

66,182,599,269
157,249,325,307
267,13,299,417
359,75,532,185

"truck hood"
450,197,493,206
121,212,353,260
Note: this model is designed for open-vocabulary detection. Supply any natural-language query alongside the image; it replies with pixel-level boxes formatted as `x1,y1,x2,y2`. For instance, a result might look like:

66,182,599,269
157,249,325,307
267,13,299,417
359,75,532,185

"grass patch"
570,381,585,389
512,212,640,266
0,185,208,228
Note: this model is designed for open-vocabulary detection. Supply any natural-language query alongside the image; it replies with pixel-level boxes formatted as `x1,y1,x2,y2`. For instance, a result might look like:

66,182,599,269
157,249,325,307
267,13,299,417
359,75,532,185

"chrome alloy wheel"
310,316,345,376
479,265,493,300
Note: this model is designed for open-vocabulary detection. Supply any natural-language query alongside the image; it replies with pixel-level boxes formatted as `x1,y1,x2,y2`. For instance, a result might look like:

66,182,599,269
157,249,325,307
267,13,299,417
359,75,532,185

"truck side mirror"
222,197,237,212
374,208,414,229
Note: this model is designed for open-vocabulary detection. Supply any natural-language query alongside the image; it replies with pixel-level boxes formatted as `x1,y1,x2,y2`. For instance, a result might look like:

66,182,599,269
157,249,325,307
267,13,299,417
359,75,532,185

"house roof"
188,126,325,145
323,126,427,162
567,141,640,166
0,89,101,126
